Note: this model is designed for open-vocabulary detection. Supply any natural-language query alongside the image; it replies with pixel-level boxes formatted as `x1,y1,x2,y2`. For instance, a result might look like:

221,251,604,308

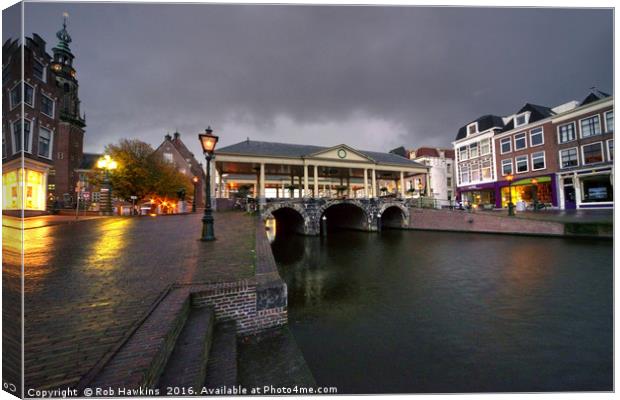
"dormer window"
515,112,530,127
467,122,478,136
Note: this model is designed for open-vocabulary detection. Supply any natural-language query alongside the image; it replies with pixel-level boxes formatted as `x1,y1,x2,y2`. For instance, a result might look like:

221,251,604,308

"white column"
313,165,319,198
371,169,377,198
259,163,266,206
363,169,368,198
303,164,309,197
400,171,405,199
426,171,431,196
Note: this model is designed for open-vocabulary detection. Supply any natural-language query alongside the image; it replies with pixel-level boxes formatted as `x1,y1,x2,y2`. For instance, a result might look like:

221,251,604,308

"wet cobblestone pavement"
5,211,256,391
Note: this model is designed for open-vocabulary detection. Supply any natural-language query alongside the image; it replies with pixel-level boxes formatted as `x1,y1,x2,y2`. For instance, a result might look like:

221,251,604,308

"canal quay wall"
407,208,612,238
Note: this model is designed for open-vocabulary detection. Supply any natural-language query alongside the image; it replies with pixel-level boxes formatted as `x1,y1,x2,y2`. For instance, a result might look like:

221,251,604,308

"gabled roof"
413,147,455,159
580,90,611,106
154,132,205,178
501,103,554,131
216,140,426,167
456,115,505,141
389,146,408,158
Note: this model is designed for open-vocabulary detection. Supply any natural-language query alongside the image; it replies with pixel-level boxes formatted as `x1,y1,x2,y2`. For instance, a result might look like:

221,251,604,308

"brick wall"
409,208,565,236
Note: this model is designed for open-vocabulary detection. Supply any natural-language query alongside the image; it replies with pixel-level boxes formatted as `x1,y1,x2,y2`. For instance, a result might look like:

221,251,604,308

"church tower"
50,14,86,207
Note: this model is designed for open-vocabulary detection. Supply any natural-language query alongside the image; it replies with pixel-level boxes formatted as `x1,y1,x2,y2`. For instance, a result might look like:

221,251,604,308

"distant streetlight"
97,154,117,216
506,174,515,216
192,176,199,213
198,127,219,241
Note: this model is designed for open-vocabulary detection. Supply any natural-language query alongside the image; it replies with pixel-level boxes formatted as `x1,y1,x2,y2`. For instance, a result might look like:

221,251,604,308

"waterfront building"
408,147,455,205
153,132,207,208
213,140,428,207
454,90,613,209
2,19,86,214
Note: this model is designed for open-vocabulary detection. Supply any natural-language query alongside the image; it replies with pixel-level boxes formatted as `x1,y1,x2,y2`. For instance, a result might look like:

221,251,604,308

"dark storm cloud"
19,3,613,158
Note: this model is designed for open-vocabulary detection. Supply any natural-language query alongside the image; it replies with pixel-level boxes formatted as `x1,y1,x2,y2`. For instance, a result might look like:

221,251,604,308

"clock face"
337,148,347,159
51,63,61,72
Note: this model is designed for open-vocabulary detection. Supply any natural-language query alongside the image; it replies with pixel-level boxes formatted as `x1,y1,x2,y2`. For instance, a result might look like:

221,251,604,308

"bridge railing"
406,197,458,209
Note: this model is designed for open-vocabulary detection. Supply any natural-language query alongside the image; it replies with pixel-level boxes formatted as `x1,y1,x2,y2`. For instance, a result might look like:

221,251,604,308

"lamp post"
506,174,515,216
97,154,118,216
192,176,199,213
198,127,219,241
531,178,539,212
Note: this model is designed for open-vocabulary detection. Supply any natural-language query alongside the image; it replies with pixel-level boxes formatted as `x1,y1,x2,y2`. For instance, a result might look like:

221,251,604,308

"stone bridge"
261,198,410,236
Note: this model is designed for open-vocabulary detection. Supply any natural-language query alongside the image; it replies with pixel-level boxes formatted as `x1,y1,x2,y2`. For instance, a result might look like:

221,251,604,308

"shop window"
501,159,513,175
38,127,53,159
2,168,46,210
580,115,601,138
529,127,544,147
531,151,546,171
581,175,613,203
514,133,527,150
501,181,552,208
480,139,491,155
469,143,479,158
12,120,32,153
559,148,578,169
500,137,511,154
607,139,613,161
582,142,603,165
515,155,528,173
557,122,576,144
605,111,614,132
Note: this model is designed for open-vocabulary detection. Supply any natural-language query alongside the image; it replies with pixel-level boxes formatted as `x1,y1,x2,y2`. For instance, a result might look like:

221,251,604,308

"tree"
99,139,192,202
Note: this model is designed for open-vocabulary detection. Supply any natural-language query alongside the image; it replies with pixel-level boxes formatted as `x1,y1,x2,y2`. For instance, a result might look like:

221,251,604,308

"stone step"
204,321,238,388
157,307,215,391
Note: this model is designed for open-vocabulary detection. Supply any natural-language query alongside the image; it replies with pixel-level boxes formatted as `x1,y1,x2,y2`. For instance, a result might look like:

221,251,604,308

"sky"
3,3,614,159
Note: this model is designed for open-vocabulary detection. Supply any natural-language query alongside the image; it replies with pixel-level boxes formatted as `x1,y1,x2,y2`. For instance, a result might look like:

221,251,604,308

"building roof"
216,140,426,167
501,103,555,131
580,90,611,106
413,147,455,159
154,132,206,179
455,115,505,141
78,153,102,170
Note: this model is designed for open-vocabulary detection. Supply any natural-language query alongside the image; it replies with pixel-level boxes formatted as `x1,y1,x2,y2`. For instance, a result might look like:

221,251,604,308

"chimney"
174,132,180,140
164,133,172,141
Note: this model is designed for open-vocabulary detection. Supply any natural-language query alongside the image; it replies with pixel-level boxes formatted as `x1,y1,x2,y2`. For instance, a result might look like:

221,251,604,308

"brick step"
203,321,238,388
157,307,215,391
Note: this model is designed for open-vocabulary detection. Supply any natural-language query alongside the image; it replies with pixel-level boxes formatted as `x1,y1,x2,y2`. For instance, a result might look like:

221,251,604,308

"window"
24,83,34,106
529,127,544,146
559,148,578,168
580,115,601,138
163,152,174,163
607,139,613,161
470,161,480,182
514,133,527,150
605,111,614,132
500,137,512,154
33,59,45,81
12,120,31,153
501,159,513,176
469,143,479,158
2,66,10,85
57,152,64,159
460,165,469,184
10,82,34,108
41,95,54,117
481,158,492,179
515,155,528,173
38,127,52,159
582,142,603,165
515,113,529,127
480,139,491,155
531,151,546,170
48,184,55,191
581,175,613,203
2,131,6,159
467,123,477,135
557,122,576,144
446,177,452,187
458,146,468,161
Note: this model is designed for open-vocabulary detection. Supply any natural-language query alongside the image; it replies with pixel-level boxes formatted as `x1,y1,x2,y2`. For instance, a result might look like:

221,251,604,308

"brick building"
453,90,613,210
153,132,206,208
2,18,85,214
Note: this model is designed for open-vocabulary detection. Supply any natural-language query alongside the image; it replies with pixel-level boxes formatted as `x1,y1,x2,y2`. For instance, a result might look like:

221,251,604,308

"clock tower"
49,14,86,207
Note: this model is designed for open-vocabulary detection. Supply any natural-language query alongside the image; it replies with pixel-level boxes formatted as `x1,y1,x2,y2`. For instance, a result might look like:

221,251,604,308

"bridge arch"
262,202,312,235
378,203,409,229
316,199,372,234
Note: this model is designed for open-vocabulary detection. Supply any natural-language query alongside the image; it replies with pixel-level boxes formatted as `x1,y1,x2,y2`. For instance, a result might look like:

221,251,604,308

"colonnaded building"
213,139,429,205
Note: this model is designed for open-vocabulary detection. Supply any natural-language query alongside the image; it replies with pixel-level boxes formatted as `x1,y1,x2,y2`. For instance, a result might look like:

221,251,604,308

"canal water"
270,229,613,393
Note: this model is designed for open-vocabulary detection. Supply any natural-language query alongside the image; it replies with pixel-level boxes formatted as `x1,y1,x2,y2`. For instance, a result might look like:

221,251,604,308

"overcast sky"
4,3,614,158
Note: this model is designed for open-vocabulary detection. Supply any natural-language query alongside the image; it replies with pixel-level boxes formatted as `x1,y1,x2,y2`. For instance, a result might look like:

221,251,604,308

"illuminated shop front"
558,167,613,209
460,189,495,207
499,176,554,208
2,167,48,211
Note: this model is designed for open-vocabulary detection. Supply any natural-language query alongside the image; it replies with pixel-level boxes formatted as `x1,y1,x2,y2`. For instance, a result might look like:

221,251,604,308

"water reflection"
272,230,613,393
86,219,131,271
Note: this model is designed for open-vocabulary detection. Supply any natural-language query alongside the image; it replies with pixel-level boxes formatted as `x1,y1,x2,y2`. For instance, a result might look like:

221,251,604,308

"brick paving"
6,211,256,391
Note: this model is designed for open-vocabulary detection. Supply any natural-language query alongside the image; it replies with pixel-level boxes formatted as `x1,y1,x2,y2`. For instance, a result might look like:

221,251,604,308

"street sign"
130,195,137,200
83,192,91,200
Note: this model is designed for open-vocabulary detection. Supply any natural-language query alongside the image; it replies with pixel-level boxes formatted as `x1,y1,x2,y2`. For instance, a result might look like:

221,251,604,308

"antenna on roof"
246,137,250,143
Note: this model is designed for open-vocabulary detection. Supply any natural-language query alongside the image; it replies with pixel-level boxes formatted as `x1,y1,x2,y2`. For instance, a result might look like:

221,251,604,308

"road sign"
83,192,91,200
130,195,137,200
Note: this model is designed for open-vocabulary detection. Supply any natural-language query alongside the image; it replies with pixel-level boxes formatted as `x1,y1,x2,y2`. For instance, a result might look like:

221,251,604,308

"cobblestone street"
6,211,256,391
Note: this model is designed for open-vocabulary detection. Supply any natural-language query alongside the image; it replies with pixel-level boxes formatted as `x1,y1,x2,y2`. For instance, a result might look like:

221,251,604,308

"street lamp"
192,176,199,213
198,126,219,241
97,154,118,216
506,174,515,216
